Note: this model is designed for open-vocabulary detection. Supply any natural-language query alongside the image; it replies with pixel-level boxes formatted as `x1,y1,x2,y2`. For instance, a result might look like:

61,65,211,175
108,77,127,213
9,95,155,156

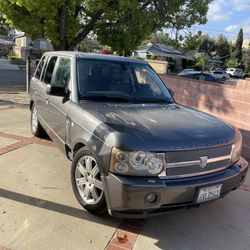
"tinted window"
35,56,46,79
77,59,173,102
51,57,71,88
44,57,57,84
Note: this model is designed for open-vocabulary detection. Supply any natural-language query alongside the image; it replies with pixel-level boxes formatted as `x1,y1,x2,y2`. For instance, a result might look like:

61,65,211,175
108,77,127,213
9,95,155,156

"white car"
226,68,243,77
209,71,230,81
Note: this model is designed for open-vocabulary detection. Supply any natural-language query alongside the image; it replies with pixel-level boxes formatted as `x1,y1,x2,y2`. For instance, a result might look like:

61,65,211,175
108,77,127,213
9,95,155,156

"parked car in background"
29,52,248,218
179,72,219,83
209,71,230,81
226,68,243,77
178,69,199,76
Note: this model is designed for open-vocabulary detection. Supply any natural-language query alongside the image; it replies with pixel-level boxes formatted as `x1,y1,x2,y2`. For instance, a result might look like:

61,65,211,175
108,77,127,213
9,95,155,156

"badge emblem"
200,156,208,168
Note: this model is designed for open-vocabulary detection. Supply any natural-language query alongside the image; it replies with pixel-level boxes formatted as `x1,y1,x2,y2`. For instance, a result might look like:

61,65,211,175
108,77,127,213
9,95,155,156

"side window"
51,57,71,88
44,56,58,84
35,56,46,79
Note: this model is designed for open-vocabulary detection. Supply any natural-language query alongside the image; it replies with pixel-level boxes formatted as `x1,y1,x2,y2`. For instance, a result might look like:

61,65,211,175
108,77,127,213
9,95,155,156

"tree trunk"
57,3,67,50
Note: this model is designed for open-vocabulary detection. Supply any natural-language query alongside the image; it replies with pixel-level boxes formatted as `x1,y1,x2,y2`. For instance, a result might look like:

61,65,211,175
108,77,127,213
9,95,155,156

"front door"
43,56,71,151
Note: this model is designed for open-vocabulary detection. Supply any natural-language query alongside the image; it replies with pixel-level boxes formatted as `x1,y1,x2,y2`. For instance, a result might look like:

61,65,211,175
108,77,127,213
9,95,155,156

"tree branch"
68,1,117,50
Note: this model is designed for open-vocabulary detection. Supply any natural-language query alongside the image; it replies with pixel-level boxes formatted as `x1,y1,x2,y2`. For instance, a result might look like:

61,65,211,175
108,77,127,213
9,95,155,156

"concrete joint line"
0,138,32,156
0,132,56,156
105,219,146,250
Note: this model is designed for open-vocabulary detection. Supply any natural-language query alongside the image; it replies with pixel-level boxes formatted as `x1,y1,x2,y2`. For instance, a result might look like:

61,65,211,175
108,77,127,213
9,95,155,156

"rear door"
38,56,58,126
30,55,48,128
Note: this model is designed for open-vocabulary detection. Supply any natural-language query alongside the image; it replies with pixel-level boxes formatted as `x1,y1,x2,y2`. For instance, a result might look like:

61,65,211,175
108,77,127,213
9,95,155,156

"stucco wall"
160,74,250,159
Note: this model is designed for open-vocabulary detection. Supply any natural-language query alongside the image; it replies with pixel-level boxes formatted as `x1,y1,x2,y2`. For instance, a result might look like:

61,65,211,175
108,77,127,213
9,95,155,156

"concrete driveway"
0,91,250,250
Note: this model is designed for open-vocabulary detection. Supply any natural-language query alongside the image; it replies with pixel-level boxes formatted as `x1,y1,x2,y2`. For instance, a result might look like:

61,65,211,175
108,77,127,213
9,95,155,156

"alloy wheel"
75,155,104,205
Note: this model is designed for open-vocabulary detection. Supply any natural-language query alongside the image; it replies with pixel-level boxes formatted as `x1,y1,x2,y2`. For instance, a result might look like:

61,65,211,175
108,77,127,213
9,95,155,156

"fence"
160,74,250,159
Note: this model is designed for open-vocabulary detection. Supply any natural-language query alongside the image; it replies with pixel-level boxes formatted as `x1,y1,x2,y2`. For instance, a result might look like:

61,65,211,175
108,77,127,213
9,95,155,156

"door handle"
45,98,50,104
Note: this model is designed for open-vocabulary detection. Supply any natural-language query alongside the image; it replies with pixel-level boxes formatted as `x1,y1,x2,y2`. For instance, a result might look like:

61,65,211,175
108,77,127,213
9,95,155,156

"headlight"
111,148,164,176
230,128,242,164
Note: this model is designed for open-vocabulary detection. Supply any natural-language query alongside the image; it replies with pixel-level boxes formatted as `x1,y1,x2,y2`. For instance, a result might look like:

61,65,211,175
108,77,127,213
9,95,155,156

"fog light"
145,192,160,205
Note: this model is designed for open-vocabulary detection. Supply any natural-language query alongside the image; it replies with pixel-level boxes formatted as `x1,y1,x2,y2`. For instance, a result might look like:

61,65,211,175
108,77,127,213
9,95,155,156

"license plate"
196,184,222,203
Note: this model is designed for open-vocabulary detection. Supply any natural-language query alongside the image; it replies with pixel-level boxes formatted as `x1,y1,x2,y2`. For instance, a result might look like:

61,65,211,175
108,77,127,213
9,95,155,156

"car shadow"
136,188,250,250
0,188,120,226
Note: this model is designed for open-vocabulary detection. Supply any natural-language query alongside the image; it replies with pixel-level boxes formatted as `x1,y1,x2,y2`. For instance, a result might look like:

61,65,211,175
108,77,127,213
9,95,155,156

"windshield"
77,59,173,103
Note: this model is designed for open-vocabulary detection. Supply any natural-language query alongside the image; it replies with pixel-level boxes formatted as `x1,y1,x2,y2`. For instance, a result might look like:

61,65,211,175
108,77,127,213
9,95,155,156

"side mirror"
46,84,66,97
169,88,174,96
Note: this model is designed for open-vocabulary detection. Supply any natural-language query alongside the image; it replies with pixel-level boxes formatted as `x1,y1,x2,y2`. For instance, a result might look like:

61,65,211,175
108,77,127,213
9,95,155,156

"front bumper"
102,157,248,218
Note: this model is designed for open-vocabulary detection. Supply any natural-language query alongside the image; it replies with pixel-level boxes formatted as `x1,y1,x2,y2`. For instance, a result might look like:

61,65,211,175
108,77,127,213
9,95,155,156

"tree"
0,0,211,52
77,37,100,52
142,32,179,48
197,34,216,56
165,0,211,42
182,31,203,51
226,58,239,68
195,55,209,70
235,28,243,63
243,42,250,72
214,34,231,63
0,13,9,35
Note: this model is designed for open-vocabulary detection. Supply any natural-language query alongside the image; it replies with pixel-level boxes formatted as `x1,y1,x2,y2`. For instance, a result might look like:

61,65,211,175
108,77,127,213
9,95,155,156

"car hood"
78,101,235,151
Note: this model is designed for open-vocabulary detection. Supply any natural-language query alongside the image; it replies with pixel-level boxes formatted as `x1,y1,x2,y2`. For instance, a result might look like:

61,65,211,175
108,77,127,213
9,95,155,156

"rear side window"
51,57,71,88
44,56,58,84
35,56,46,79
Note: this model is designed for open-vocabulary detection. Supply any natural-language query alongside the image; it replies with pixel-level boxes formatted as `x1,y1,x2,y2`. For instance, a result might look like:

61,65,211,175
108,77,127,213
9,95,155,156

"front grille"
164,145,232,178
165,145,232,162
166,159,230,176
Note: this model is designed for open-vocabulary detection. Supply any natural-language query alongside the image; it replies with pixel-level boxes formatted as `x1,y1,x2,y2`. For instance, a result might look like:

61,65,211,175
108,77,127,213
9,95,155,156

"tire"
71,147,107,215
30,104,46,138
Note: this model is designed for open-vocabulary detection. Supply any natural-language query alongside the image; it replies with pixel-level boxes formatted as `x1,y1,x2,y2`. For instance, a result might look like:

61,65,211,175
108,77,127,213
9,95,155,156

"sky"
193,0,250,41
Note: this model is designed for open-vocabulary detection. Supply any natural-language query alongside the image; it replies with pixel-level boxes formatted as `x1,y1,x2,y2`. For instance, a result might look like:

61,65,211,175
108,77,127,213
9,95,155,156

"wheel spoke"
76,177,87,186
90,187,98,201
83,185,90,199
78,163,87,177
85,157,92,172
93,179,103,190
91,165,99,177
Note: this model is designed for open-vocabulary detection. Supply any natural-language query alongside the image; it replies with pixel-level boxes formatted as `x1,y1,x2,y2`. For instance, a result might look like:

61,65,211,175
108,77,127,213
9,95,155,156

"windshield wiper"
133,98,173,104
80,91,134,102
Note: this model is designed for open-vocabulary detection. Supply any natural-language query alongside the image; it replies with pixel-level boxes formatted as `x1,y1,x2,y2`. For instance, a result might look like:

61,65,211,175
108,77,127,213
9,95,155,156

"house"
13,33,53,60
135,42,192,72
135,42,186,59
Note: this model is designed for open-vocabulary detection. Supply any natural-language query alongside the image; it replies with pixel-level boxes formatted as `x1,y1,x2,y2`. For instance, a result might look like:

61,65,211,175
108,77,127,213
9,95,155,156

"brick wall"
160,75,250,159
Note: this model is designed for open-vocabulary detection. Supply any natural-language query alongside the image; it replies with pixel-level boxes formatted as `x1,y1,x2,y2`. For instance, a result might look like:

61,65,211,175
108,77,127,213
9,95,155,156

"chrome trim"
164,155,231,169
164,160,200,169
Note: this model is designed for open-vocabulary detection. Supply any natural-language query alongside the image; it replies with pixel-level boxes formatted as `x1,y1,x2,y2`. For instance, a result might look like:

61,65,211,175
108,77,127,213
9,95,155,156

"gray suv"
30,52,248,218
